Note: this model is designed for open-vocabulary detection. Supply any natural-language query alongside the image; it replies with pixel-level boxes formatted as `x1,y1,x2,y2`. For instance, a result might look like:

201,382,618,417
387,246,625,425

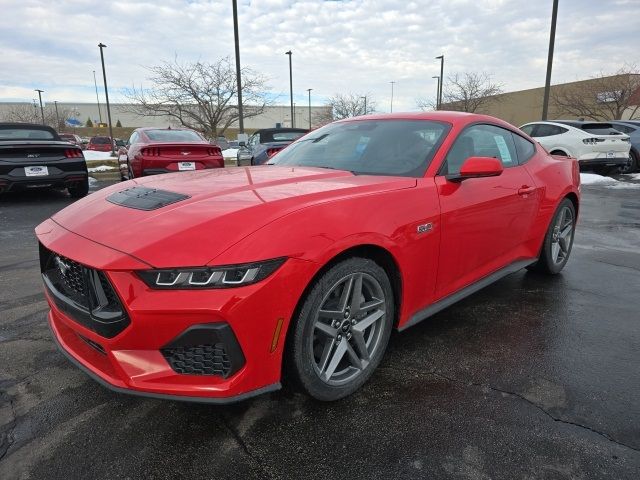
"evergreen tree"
116,119,122,127
86,117,93,127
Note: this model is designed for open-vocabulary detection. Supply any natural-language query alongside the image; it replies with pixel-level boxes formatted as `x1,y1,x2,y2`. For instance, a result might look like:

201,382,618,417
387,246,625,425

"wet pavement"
1,179,639,479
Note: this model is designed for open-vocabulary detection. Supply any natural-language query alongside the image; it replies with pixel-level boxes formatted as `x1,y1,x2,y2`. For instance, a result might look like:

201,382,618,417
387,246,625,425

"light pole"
93,70,103,124
307,88,312,129
361,96,367,115
390,81,395,113
285,50,294,127
435,55,444,109
98,43,115,155
432,76,440,110
54,100,60,131
35,89,45,125
232,0,244,134
542,0,559,121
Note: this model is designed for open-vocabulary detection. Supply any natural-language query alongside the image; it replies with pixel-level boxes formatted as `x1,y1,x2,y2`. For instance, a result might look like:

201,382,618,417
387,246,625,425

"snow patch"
580,173,618,185
87,165,116,173
222,148,238,158
605,182,640,189
624,173,640,181
88,177,98,185
83,151,113,160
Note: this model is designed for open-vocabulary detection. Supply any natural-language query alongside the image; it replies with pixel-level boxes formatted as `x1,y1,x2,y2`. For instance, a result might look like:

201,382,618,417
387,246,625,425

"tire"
287,257,394,401
527,198,576,275
550,150,568,156
68,178,89,199
618,150,638,174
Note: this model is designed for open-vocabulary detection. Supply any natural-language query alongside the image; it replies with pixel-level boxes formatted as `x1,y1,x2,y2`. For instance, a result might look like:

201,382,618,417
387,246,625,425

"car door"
434,123,540,300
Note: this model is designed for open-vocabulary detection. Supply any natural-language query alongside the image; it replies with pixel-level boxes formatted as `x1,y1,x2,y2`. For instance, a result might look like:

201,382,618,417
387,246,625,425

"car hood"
52,166,416,267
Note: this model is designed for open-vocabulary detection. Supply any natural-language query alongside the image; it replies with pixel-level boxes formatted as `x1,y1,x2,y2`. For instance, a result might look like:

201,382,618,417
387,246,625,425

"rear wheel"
527,198,576,275
287,257,394,401
618,150,638,174
68,178,89,198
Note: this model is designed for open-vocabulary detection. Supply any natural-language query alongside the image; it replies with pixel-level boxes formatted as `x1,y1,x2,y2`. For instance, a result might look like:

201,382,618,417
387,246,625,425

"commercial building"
444,74,640,126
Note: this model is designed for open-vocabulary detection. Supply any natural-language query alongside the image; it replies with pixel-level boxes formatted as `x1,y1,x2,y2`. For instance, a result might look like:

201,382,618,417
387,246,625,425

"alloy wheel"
551,206,574,265
310,272,387,386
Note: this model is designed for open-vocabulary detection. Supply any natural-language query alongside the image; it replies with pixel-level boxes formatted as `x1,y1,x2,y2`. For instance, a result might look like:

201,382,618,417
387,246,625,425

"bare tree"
316,93,376,124
429,72,503,113
125,57,271,137
1,104,76,131
551,66,640,120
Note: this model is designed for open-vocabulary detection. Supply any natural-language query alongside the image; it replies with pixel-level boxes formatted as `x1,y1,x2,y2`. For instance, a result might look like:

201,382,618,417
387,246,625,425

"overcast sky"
1,0,639,111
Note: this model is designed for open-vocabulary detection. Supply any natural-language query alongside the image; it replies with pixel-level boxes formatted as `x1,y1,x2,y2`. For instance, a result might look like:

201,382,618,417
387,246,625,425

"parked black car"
606,121,640,173
0,123,89,197
237,128,308,166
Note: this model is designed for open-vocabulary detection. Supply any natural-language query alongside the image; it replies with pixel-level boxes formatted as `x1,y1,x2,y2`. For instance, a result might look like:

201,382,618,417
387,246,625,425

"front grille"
162,343,232,376
39,243,130,338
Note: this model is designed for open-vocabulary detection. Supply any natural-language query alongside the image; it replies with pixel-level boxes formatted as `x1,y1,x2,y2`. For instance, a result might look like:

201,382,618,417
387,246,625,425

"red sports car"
36,112,579,403
119,127,223,179
87,135,113,152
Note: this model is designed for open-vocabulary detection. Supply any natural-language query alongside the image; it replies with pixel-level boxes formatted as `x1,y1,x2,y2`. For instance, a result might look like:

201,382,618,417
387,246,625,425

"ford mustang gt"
36,112,580,403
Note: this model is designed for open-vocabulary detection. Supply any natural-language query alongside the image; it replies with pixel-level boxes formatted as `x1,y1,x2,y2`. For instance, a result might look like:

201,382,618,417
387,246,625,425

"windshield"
145,129,203,142
271,120,450,177
0,127,56,140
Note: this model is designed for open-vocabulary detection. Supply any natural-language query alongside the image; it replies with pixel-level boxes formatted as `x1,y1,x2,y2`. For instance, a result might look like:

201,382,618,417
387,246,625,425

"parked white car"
520,121,631,174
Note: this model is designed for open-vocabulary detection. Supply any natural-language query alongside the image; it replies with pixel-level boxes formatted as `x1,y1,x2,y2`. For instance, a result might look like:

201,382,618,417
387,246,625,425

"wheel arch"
549,148,570,156
281,243,403,378
564,191,579,218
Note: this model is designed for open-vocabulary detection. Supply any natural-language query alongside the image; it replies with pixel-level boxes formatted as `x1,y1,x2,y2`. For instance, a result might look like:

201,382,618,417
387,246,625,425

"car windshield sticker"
493,135,513,164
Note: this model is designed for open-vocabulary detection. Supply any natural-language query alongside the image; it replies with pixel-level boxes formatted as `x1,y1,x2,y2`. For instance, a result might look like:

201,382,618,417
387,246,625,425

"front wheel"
287,257,394,401
527,198,576,275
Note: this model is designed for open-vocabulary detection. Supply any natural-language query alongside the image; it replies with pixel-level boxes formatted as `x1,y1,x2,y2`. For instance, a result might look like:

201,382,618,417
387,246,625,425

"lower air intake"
162,344,232,376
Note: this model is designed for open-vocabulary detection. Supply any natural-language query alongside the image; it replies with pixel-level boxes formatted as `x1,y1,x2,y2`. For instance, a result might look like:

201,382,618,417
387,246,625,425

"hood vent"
107,186,190,211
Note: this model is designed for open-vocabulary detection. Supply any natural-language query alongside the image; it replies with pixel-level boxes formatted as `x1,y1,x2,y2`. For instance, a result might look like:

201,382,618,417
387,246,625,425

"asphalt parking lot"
1,178,639,479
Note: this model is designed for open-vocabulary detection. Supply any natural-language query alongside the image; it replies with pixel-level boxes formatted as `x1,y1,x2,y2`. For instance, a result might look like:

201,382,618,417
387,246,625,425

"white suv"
520,121,631,174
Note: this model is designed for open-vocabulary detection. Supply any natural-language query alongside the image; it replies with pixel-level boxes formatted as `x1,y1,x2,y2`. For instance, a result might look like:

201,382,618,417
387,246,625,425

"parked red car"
87,136,113,152
36,112,579,403
119,127,223,179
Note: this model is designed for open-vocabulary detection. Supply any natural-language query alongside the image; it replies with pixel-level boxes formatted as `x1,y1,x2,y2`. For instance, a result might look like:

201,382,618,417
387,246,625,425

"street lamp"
361,96,367,115
35,89,45,125
432,76,440,110
93,70,103,124
54,100,60,131
435,55,444,109
98,43,115,155
542,0,559,121
285,50,294,127
390,81,395,113
232,0,244,134
307,88,312,129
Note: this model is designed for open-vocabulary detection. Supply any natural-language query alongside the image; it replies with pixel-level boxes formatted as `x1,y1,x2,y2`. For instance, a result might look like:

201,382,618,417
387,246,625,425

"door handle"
518,185,536,196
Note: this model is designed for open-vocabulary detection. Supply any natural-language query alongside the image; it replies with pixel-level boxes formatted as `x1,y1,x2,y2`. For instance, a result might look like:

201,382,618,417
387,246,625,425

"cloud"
0,0,638,112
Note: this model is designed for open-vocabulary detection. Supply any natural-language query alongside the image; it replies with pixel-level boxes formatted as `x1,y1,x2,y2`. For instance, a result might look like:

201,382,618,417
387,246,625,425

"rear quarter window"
512,133,536,164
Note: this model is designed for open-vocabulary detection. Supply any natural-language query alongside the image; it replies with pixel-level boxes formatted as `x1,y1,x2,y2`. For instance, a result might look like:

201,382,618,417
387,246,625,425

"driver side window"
443,124,518,175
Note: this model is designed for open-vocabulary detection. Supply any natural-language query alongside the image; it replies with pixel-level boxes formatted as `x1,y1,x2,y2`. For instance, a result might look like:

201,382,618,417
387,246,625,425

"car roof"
136,127,197,132
255,127,309,134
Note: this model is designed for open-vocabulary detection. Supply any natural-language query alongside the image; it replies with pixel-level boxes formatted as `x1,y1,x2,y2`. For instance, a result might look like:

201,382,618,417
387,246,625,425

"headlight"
137,258,286,289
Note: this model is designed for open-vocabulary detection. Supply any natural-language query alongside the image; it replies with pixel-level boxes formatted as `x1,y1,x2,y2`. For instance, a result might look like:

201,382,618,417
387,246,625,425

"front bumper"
37,219,314,402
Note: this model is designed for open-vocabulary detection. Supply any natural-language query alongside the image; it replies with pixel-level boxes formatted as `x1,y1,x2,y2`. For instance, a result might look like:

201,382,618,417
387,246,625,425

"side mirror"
447,157,503,182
